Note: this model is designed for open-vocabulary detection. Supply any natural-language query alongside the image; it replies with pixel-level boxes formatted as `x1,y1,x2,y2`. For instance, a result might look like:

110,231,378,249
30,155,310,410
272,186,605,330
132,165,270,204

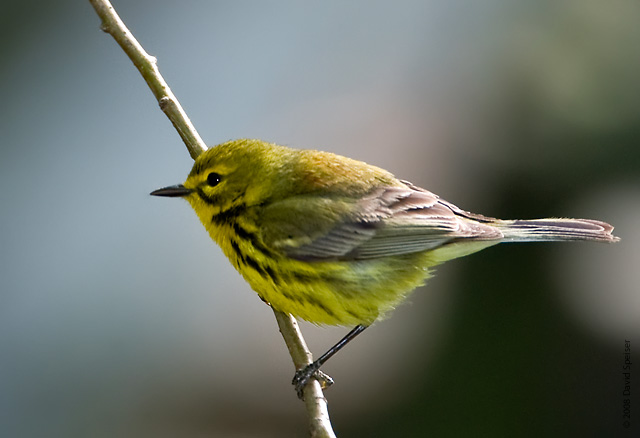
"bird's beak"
150,184,193,197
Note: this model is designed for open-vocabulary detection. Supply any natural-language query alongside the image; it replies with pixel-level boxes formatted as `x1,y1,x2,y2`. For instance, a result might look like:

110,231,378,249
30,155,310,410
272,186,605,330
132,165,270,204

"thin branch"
274,310,337,438
88,1,336,436
88,0,206,159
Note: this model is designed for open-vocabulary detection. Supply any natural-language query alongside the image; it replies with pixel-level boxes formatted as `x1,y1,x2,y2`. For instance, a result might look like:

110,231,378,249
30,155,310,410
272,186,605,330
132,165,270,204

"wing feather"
259,181,504,261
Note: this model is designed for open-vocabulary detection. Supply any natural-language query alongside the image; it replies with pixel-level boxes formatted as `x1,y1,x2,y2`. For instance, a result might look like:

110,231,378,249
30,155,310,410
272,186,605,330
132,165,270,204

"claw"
315,370,334,389
290,326,367,399
292,363,334,399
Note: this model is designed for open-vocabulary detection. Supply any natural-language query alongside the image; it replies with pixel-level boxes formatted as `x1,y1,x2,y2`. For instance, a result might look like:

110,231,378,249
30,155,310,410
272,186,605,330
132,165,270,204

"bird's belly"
241,253,435,326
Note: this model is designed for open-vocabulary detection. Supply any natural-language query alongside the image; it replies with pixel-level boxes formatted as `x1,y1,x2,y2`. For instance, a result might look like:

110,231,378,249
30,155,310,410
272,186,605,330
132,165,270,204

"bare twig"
88,0,206,159
88,1,336,436
274,310,336,438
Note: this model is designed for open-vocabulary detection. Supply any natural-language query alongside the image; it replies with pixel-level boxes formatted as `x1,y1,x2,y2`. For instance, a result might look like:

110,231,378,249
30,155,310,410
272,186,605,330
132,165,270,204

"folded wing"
260,181,504,261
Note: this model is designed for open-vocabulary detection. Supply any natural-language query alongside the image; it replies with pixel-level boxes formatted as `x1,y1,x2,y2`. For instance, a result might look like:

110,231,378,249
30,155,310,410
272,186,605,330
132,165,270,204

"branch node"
159,96,171,111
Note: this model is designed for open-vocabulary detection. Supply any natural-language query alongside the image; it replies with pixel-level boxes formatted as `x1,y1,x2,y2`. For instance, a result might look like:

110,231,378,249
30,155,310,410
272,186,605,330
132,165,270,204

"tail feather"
496,218,619,243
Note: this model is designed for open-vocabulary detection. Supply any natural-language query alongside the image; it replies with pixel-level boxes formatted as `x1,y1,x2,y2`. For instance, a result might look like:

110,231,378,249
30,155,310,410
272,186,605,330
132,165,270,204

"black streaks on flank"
305,294,337,319
345,308,361,320
244,255,268,278
231,221,277,258
229,239,245,268
288,270,356,295
229,236,264,277
230,235,279,285
280,290,340,321
209,204,275,259
232,221,252,240
281,290,304,304
290,271,315,284
264,264,280,286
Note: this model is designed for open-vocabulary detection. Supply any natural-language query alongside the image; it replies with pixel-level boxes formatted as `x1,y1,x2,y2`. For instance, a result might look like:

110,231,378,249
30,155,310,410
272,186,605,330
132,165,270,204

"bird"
151,138,619,398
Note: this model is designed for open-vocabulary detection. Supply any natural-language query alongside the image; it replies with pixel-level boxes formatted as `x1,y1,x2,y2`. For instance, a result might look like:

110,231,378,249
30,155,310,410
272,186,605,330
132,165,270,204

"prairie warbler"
151,139,618,397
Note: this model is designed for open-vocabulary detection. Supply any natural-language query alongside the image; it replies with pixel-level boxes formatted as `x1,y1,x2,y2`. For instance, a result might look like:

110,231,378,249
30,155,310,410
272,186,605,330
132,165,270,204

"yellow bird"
151,138,618,397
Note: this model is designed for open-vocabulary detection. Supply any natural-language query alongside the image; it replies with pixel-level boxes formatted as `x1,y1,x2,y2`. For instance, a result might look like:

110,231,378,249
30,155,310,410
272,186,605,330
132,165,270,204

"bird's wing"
258,181,503,261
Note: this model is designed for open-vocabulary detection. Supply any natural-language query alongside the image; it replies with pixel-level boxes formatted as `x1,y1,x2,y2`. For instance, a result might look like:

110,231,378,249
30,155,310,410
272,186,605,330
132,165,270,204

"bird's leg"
292,324,368,399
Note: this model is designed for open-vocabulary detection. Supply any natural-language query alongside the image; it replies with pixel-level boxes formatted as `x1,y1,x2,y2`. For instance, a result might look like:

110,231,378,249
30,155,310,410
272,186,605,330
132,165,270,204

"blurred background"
1,0,638,436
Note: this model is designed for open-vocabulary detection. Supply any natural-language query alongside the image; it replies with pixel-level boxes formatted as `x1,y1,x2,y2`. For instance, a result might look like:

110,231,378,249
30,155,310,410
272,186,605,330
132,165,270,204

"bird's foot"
292,363,334,399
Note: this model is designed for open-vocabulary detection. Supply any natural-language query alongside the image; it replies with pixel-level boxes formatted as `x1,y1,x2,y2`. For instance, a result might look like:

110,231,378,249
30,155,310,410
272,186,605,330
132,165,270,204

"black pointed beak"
150,184,193,197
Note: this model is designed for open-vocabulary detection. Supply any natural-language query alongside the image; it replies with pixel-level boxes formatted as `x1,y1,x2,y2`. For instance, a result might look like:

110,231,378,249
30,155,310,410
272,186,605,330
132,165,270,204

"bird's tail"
495,218,619,243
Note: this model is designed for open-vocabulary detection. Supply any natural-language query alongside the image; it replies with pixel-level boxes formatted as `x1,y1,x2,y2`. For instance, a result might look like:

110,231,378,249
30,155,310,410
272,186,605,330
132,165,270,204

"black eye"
207,172,221,187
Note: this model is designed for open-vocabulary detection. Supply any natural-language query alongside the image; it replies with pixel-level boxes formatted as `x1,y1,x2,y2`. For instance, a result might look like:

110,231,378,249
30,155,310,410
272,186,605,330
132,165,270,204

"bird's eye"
207,172,221,187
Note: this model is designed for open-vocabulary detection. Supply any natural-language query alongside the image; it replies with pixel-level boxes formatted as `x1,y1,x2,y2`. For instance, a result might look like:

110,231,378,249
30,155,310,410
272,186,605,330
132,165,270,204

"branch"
88,0,206,159
273,310,336,438
88,1,336,436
